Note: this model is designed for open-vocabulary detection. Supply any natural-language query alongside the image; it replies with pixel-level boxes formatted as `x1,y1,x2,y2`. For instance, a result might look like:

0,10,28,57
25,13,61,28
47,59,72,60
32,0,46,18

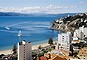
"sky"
0,0,87,14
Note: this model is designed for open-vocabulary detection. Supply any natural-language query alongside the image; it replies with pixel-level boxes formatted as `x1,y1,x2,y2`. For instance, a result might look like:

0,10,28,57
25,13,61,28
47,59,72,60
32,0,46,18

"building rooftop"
39,56,47,60
19,40,31,45
48,54,68,60
71,40,80,44
77,47,87,59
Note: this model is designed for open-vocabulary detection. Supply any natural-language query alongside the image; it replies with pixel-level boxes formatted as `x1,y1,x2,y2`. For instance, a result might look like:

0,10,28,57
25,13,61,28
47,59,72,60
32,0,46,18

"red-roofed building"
39,56,47,60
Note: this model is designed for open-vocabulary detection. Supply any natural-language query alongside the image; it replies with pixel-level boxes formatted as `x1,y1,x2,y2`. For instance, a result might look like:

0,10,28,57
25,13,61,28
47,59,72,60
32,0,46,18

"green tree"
38,45,42,49
73,51,78,57
84,43,87,47
12,44,17,55
47,48,52,52
38,52,44,57
0,54,5,58
48,37,53,45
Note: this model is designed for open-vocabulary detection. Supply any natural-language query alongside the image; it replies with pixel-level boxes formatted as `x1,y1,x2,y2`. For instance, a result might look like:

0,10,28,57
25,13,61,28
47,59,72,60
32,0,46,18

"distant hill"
0,12,77,17
51,13,87,32
0,12,26,16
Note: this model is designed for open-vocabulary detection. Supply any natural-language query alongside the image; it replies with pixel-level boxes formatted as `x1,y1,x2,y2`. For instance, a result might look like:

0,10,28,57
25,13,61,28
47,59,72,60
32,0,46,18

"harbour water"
0,14,75,50
0,16,58,50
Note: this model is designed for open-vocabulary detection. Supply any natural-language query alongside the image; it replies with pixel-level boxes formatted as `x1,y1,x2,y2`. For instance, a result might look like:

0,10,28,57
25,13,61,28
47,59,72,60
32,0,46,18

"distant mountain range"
0,12,26,16
0,12,77,17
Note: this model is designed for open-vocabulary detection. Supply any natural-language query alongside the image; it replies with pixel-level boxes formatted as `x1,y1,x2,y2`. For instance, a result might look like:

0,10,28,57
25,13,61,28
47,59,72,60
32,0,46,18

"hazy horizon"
0,0,87,14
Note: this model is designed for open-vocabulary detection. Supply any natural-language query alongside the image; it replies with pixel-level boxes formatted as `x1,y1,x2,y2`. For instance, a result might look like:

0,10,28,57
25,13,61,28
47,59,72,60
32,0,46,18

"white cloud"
0,5,77,14
64,6,77,9
79,2,86,4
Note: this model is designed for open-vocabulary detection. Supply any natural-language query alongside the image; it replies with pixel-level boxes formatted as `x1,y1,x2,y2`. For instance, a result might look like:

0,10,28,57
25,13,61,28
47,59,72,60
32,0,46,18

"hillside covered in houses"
51,13,87,32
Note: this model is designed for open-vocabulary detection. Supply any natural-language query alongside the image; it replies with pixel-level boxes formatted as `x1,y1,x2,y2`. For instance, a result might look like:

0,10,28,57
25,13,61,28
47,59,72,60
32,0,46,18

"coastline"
0,41,57,55
0,49,12,55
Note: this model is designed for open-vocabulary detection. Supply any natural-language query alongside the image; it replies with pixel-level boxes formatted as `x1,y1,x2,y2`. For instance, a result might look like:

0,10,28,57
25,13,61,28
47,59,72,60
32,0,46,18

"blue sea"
0,16,58,50
0,14,75,50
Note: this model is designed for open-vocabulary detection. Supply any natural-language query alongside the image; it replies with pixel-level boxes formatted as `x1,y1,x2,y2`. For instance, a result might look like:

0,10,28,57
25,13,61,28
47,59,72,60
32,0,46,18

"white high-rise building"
18,40,32,60
58,32,72,51
73,26,87,39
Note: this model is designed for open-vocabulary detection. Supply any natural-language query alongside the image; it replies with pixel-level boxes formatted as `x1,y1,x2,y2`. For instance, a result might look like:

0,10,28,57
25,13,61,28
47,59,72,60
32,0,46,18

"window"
80,55,82,56
62,38,64,39
62,36,64,37
82,52,83,54
24,56,25,58
62,40,64,41
24,52,25,53
24,54,25,56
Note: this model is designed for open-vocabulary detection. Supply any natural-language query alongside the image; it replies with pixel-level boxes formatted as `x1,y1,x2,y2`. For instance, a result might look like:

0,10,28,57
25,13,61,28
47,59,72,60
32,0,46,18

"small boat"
5,27,10,30
68,15,70,17
18,30,22,36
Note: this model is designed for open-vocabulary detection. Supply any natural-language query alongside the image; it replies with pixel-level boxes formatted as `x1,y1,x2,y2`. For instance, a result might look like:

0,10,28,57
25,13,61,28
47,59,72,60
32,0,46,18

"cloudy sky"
0,0,87,14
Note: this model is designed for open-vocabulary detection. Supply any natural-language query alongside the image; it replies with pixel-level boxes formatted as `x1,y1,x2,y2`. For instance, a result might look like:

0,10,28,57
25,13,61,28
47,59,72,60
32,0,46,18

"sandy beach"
0,41,57,55
0,49,13,55
32,43,50,50
0,42,51,55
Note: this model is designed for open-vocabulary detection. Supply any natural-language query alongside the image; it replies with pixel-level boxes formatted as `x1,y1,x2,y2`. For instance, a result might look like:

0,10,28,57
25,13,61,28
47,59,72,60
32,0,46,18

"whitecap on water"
5,27,10,30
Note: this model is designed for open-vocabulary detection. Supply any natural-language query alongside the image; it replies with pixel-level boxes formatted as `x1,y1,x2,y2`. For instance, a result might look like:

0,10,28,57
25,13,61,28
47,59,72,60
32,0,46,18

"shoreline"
0,41,57,55
0,37,58,51
0,49,12,55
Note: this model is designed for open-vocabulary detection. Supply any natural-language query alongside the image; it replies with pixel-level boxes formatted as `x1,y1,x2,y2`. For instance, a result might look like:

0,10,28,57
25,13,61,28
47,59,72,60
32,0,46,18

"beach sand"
0,43,50,55
32,43,50,50
0,41,57,55
0,49,12,55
